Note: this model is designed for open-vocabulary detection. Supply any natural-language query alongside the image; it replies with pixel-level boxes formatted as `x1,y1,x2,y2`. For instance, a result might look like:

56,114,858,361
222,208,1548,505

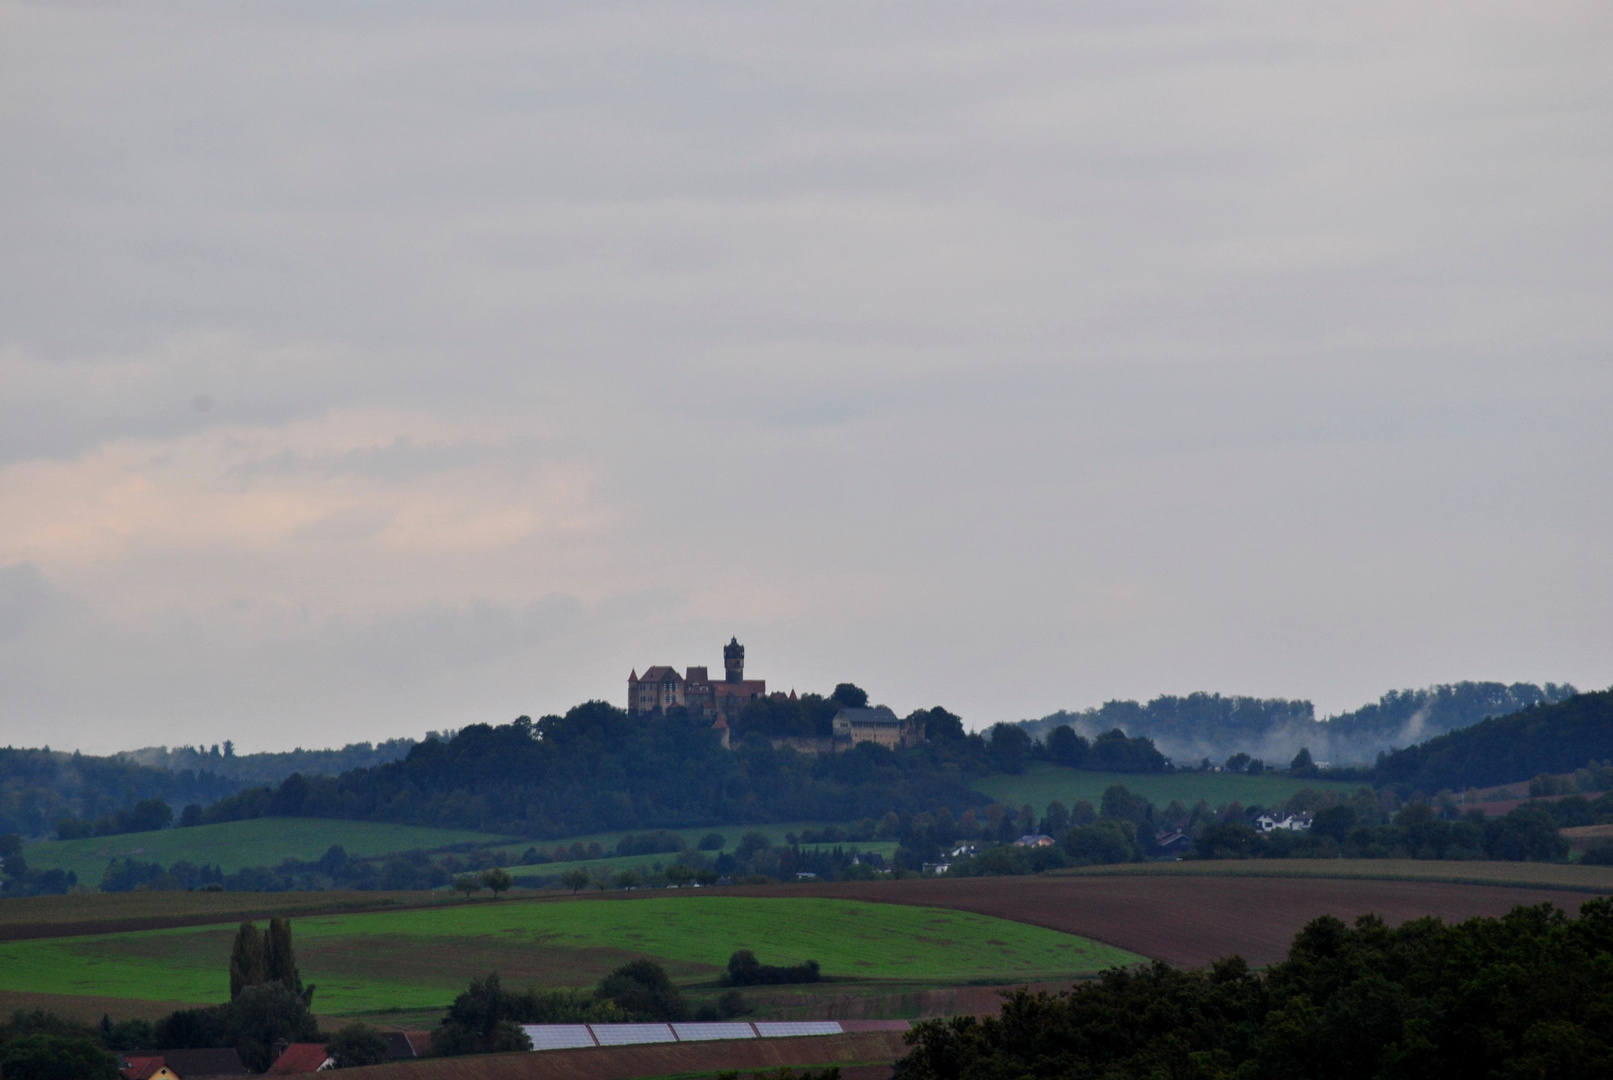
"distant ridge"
1018,682,1577,767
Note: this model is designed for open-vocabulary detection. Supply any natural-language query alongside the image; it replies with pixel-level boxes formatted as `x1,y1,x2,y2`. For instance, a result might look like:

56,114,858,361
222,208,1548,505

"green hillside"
974,763,1362,814
0,896,1141,1015
23,818,509,883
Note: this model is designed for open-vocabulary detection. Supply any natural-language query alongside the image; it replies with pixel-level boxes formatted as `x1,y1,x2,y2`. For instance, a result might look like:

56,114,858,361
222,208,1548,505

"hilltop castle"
628,637,767,746
628,638,926,754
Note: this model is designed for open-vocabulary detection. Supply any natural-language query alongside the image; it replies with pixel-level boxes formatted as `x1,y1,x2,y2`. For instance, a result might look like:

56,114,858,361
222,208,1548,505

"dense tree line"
187,702,988,837
1374,687,1613,793
900,899,1613,1080
1196,803,1569,862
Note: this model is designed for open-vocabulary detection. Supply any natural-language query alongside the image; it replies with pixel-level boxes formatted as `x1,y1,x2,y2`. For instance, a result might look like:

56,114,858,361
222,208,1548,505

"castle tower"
723,637,745,683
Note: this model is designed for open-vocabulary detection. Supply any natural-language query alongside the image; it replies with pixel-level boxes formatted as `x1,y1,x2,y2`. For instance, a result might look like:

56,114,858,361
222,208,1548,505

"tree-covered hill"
191,702,993,837
1374,687,1613,794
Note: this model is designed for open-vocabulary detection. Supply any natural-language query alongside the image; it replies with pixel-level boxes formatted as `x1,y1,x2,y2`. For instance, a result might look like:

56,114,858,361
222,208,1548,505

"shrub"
723,950,821,986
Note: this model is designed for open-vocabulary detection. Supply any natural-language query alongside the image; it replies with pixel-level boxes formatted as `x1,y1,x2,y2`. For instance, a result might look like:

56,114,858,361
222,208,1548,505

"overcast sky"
2,2,1609,754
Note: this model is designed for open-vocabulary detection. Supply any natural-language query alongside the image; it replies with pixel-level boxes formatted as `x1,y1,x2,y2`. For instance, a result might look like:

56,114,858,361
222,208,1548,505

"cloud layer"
1,2,1610,751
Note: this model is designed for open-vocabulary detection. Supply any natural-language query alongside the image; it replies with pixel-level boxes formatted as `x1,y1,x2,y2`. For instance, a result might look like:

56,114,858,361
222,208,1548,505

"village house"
264,1045,333,1075
1012,834,1056,847
1250,811,1313,833
1152,829,1195,857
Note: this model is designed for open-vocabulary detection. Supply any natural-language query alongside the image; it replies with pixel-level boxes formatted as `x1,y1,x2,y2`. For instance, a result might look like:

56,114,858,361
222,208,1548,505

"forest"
900,899,1613,1079
1373,688,1613,793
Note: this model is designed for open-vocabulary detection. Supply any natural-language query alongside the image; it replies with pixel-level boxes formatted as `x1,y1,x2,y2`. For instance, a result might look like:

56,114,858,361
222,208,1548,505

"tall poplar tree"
264,917,302,994
228,921,265,1000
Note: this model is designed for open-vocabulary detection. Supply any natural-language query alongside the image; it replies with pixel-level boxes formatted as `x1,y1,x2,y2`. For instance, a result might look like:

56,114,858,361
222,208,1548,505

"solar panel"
589,1024,677,1046
671,1023,757,1042
520,1025,595,1051
753,1022,844,1038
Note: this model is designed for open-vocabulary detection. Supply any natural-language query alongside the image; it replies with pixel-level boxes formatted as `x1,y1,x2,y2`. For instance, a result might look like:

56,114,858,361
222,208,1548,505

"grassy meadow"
973,763,1363,816
23,819,511,884
0,895,1140,1016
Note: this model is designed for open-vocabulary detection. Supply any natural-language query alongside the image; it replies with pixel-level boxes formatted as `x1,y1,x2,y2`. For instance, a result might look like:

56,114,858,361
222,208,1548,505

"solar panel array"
590,1024,677,1046
753,1022,845,1038
514,1020,848,1051
670,1023,757,1042
520,1025,595,1050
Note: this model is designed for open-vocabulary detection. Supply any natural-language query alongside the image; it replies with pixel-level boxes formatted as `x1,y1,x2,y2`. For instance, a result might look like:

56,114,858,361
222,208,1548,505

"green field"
23,819,510,883
0,896,1140,1016
973,763,1363,816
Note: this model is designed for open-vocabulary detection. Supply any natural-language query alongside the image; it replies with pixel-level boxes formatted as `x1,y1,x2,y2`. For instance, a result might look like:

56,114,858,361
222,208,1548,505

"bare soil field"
708,873,1610,968
0,989,199,1024
336,1031,911,1080
0,890,454,943
1052,858,1613,890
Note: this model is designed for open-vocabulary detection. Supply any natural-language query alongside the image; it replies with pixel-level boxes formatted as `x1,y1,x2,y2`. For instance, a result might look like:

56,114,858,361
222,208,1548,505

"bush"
0,1035,119,1080
1582,838,1613,866
723,950,821,986
697,833,726,850
433,974,535,1056
595,960,688,1021
1064,820,1140,865
325,1024,389,1068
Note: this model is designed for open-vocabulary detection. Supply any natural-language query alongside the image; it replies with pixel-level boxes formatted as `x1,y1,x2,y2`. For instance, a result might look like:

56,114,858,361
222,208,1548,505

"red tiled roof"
265,1044,331,1075
639,666,682,683
121,1057,165,1080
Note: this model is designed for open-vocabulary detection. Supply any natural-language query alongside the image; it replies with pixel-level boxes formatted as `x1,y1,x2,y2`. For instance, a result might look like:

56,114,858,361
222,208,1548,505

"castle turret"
723,637,745,683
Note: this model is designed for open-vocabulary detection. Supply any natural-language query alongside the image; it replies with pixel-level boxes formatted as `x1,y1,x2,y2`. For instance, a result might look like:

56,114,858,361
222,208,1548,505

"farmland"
0,896,1138,1016
510,822,898,882
972,762,1362,813
715,868,1613,968
22,819,510,883
18,818,898,890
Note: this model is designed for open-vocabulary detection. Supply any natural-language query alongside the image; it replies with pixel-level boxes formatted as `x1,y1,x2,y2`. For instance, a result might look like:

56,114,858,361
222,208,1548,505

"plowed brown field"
708,875,1609,968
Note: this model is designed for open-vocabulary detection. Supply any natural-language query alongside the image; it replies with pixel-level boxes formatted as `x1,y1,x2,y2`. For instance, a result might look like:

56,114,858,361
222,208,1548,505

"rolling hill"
1374,687,1613,793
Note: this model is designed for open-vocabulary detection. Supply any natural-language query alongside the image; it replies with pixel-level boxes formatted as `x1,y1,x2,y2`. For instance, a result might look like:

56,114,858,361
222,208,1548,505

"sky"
1,2,1610,754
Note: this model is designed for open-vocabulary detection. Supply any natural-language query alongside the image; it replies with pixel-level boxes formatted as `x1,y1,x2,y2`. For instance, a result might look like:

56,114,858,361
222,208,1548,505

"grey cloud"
229,436,516,483
0,2,1609,749
0,564,61,642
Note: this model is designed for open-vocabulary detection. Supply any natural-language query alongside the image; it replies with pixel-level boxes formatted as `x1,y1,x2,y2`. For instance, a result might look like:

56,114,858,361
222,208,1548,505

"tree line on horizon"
1019,680,1578,770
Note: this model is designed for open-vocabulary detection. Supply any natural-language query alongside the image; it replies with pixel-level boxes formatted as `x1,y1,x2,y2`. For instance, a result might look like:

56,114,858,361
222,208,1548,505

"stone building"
627,638,767,746
832,706,926,750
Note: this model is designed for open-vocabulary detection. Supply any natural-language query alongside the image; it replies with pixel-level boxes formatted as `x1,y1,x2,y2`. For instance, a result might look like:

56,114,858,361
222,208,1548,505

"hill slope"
1374,688,1613,793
